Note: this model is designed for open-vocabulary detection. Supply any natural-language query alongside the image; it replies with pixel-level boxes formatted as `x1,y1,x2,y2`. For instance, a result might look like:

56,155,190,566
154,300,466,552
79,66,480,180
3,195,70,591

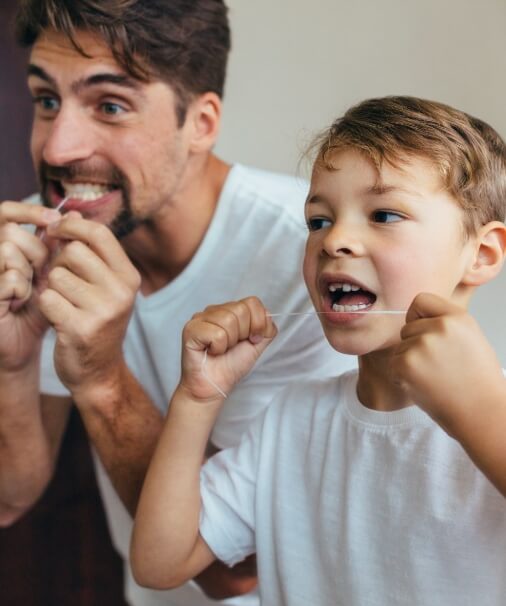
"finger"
405,292,462,323
0,241,34,281
46,216,137,284
184,318,230,356
195,306,242,351
242,296,275,343
0,201,62,227
0,224,52,271
400,316,442,340
38,286,79,329
46,266,100,309
0,269,33,308
51,239,117,288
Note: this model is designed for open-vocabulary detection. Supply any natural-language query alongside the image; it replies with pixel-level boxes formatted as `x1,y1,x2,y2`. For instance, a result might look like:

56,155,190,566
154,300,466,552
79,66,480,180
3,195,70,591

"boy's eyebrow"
367,183,421,197
28,64,143,95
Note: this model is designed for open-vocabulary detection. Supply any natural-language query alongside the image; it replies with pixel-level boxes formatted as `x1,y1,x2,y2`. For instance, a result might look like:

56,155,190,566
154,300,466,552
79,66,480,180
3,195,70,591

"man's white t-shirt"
39,164,357,606
200,369,506,606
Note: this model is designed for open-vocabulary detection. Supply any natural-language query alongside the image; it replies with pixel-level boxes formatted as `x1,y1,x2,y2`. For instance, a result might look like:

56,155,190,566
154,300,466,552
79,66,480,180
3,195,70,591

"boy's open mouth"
327,281,377,313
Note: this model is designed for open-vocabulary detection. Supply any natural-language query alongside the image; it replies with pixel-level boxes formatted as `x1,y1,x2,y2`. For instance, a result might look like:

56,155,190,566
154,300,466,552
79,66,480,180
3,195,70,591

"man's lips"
47,181,120,212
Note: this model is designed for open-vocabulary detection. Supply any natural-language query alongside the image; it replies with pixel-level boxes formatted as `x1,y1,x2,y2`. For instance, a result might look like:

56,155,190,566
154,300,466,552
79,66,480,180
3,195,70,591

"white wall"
216,0,506,365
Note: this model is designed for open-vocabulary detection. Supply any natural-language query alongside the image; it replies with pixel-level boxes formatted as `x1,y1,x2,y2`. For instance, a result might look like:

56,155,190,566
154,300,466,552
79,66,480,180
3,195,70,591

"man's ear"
186,92,222,154
462,221,506,286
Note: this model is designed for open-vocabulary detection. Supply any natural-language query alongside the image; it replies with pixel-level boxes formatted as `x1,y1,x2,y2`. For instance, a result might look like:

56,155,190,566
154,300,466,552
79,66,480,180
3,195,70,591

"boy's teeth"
329,282,361,293
61,182,110,201
332,303,369,312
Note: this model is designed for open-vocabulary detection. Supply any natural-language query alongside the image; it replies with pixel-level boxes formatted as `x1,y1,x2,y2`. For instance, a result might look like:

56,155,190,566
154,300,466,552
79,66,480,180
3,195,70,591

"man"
0,1,355,605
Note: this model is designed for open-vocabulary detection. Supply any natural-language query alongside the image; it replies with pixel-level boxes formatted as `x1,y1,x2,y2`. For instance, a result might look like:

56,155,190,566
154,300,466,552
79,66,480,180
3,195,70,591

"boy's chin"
326,334,398,357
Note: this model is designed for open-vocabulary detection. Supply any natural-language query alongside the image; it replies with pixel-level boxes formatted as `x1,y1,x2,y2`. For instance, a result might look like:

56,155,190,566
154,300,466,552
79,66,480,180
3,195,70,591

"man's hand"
392,292,504,431
180,297,277,404
195,556,257,600
37,213,141,398
0,201,62,370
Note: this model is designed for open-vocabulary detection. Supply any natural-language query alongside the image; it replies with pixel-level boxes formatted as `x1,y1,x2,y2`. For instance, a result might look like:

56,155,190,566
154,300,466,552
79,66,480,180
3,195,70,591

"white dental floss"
200,309,407,398
37,197,70,242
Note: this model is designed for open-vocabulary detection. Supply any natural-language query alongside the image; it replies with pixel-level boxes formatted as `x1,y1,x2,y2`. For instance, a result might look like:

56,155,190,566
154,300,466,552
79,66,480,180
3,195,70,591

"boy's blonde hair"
312,96,506,235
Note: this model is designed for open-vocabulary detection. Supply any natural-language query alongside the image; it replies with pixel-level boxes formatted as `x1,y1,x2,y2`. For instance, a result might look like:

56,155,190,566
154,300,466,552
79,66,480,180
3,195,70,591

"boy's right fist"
179,297,277,403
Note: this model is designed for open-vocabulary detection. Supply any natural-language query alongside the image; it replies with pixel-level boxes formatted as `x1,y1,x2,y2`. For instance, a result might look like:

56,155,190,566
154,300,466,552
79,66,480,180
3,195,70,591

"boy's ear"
186,92,222,154
462,221,506,286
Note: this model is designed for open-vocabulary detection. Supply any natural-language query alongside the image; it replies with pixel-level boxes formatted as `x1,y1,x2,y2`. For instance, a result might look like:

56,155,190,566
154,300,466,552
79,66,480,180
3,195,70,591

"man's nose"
42,105,95,167
321,222,366,258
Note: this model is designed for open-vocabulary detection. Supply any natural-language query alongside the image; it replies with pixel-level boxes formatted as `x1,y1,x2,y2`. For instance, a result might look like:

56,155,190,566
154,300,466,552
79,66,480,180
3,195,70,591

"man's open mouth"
56,180,117,202
327,281,377,313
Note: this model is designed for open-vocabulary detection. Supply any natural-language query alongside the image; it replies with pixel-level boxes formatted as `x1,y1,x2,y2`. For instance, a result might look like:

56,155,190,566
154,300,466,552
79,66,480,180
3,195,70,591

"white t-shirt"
200,369,506,606
39,164,357,606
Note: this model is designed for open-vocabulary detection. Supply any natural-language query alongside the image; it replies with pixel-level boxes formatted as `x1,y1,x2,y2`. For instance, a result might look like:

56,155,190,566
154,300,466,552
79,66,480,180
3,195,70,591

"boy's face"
303,148,477,355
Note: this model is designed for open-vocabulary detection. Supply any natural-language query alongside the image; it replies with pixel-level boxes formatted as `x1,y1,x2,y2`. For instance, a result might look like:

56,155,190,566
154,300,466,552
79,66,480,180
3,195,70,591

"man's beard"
38,160,141,239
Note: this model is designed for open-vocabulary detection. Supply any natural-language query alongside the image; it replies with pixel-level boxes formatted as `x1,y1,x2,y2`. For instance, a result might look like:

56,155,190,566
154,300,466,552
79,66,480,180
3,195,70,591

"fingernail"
42,209,61,223
250,335,263,344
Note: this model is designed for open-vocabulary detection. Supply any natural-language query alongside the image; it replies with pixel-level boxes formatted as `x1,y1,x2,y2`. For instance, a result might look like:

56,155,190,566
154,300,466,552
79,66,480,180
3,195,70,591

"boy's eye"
307,217,332,231
372,210,403,224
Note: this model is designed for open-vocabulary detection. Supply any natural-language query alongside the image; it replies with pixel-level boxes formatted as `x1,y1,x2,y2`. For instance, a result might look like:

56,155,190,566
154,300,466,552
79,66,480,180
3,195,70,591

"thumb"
405,292,460,324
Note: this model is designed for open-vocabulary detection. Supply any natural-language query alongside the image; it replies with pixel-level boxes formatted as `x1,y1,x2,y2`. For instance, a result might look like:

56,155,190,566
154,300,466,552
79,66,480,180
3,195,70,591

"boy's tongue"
338,292,373,306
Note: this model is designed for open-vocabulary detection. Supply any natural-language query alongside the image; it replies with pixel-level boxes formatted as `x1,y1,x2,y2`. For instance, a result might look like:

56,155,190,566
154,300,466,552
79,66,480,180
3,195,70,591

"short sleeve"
199,409,266,567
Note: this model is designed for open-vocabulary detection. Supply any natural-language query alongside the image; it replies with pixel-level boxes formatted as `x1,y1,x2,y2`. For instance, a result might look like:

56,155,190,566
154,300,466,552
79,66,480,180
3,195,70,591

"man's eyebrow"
28,64,143,95
27,64,57,87
77,72,143,93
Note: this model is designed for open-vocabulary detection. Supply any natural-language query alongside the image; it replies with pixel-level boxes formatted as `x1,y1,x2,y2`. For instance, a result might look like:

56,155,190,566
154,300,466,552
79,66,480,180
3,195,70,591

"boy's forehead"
307,148,445,201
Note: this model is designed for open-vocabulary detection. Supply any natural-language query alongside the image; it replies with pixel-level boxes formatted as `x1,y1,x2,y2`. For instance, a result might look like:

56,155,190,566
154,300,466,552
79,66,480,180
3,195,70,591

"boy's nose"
321,223,366,258
42,106,95,167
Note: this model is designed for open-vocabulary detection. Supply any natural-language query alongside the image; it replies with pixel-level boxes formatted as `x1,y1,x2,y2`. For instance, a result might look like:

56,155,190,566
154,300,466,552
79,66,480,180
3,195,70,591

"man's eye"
373,210,403,224
101,102,125,116
33,96,60,112
307,217,332,231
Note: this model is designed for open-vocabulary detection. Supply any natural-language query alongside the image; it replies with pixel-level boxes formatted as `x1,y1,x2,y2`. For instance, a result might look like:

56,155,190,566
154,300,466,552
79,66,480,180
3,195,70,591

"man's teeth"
329,282,361,293
61,182,110,202
332,303,369,312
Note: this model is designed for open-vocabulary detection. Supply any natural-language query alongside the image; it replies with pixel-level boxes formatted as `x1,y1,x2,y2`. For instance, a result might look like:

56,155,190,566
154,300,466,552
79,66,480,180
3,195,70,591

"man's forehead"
30,28,120,69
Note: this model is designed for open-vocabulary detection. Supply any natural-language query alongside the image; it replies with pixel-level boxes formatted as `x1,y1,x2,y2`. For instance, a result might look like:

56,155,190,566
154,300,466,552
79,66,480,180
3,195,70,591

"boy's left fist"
392,292,504,431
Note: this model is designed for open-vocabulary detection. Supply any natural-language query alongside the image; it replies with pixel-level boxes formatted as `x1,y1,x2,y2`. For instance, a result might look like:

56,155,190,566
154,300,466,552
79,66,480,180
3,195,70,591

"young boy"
131,96,506,605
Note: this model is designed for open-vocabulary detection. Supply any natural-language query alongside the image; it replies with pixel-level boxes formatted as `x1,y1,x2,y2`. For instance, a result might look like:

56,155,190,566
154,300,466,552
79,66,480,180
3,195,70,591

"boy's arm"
130,297,276,590
393,293,506,496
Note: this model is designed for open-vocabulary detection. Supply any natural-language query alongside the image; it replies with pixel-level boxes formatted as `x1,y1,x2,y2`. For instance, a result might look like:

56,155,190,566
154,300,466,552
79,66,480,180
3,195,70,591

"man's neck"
123,154,231,295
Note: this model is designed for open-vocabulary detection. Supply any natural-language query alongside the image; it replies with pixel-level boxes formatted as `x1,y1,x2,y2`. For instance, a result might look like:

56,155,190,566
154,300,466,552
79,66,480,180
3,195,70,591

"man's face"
303,148,476,356
28,29,190,238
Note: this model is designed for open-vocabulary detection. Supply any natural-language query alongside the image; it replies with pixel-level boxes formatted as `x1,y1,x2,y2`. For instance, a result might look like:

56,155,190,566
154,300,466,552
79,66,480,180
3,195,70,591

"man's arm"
0,374,71,526
130,298,276,589
0,201,71,525
393,293,506,497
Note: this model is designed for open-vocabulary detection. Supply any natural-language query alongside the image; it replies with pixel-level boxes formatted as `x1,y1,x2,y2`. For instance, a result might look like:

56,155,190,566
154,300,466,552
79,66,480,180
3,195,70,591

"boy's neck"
356,350,412,411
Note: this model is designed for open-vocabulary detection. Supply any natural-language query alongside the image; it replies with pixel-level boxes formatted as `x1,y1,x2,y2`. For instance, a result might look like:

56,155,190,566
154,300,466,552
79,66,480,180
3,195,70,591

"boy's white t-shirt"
200,369,506,606
39,164,357,606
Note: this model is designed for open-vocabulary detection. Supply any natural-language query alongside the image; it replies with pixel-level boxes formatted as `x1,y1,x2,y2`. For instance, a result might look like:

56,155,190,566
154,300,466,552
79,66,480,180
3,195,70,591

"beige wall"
216,0,506,365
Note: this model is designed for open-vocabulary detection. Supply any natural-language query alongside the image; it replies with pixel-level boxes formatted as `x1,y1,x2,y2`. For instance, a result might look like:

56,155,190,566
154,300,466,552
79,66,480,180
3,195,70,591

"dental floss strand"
37,197,70,242
201,309,407,398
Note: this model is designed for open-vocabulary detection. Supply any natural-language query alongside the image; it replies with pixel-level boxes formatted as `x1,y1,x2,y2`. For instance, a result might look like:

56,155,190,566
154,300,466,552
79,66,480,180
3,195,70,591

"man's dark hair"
16,0,231,125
